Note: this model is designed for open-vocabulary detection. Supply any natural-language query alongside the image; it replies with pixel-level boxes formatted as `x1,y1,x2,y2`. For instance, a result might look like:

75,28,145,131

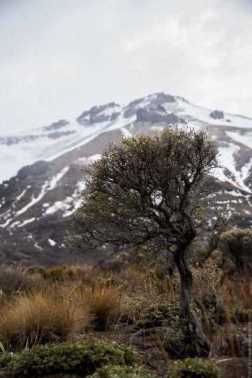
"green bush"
0,352,13,368
219,228,252,271
88,364,156,378
6,340,136,377
135,303,180,330
169,358,221,378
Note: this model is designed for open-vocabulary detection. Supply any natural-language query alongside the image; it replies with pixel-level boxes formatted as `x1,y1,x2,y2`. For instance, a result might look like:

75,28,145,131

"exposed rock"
43,120,69,132
77,102,120,125
210,110,225,120
136,108,182,124
0,135,40,146
17,160,50,179
47,131,75,139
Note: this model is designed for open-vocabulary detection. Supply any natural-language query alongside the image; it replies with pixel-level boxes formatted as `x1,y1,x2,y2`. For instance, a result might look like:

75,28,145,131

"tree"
73,129,217,355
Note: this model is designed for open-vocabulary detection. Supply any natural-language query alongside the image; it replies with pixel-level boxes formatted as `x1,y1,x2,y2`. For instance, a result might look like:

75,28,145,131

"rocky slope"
0,92,251,264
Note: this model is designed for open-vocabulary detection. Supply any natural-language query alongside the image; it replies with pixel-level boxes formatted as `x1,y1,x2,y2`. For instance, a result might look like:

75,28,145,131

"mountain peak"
0,92,252,263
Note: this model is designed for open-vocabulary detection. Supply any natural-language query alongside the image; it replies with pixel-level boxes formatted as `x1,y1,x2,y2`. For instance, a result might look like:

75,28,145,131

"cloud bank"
0,0,252,133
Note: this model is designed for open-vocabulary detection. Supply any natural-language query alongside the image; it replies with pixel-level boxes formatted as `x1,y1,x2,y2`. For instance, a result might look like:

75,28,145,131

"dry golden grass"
0,287,89,350
0,255,250,359
83,286,122,331
0,265,40,297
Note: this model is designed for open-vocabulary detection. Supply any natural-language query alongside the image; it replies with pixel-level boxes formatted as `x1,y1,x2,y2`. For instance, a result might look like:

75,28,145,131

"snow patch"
16,188,28,202
18,218,36,227
214,143,251,191
16,166,69,217
48,238,57,247
77,154,101,165
44,180,86,217
226,131,252,149
121,128,132,138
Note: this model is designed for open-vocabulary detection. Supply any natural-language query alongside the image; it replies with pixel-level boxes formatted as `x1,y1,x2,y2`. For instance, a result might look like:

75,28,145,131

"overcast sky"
0,0,252,134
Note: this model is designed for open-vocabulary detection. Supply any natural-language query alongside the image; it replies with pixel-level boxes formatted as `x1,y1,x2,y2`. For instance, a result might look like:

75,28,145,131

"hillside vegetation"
0,231,250,377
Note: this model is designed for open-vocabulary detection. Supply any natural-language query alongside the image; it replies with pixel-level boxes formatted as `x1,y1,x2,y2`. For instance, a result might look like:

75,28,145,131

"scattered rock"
210,110,224,120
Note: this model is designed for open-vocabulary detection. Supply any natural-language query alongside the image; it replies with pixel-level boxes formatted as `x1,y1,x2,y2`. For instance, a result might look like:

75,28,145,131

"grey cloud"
0,0,252,133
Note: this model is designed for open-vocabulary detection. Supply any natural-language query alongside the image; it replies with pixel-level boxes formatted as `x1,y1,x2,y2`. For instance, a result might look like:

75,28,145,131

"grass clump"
0,265,35,297
0,290,88,350
6,340,136,377
86,287,121,331
169,358,221,378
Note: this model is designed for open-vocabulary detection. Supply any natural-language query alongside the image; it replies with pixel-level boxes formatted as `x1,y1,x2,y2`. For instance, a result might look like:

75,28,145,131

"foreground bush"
5,340,136,377
169,358,221,378
88,364,156,377
0,290,88,349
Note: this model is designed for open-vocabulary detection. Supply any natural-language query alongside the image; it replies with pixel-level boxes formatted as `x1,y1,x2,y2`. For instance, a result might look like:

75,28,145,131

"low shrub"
163,316,210,359
169,358,221,378
88,364,156,378
135,303,180,330
0,352,13,368
0,290,88,349
219,228,252,273
6,340,136,377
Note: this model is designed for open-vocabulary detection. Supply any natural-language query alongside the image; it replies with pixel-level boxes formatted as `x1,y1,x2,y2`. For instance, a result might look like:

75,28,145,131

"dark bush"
219,228,252,273
7,340,136,377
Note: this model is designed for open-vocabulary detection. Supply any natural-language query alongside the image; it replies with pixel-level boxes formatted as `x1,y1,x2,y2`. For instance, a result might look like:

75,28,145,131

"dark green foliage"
74,129,217,251
134,304,210,359
135,304,180,330
163,318,210,359
0,352,13,369
219,228,252,272
196,292,227,332
168,358,221,378
6,340,136,377
88,365,157,378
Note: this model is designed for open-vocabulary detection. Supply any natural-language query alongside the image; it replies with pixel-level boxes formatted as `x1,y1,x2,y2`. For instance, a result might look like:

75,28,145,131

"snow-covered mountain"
0,92,251,264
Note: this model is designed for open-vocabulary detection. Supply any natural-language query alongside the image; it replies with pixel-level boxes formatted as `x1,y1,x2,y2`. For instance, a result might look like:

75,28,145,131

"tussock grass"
0,256,250,362
0,288,89,350
84,286,122,331
0,265,37,297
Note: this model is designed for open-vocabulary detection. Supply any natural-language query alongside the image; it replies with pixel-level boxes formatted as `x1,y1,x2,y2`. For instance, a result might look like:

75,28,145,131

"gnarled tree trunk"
174,247,210,357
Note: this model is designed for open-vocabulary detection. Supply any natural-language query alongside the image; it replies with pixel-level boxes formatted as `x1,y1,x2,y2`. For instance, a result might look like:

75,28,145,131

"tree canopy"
74,129,217,252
